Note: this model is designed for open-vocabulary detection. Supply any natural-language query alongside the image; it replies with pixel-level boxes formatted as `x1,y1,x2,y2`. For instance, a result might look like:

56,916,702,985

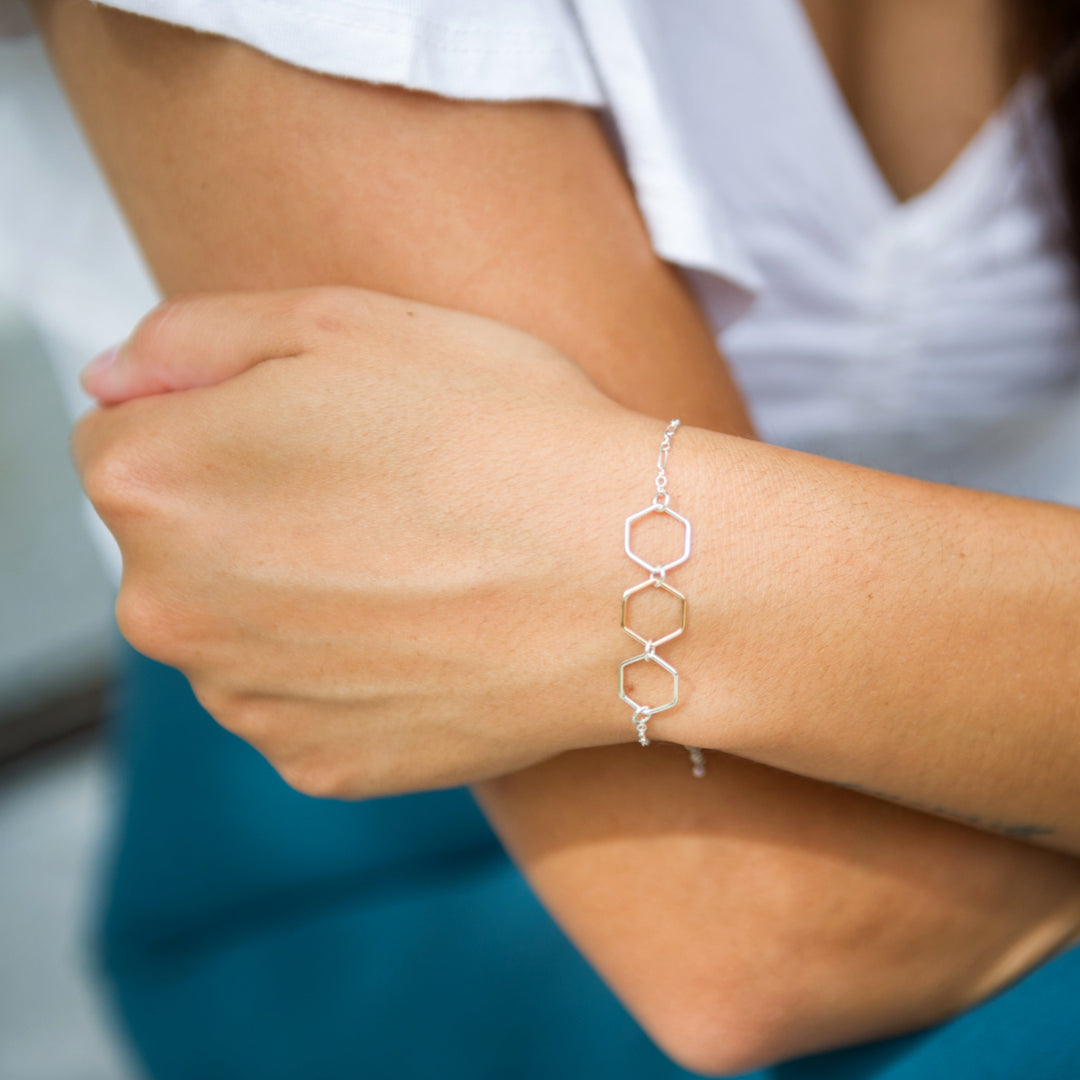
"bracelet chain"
619,420,706,778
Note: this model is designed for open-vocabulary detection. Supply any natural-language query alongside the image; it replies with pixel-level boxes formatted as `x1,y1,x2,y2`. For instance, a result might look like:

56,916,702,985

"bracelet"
619,419,706,778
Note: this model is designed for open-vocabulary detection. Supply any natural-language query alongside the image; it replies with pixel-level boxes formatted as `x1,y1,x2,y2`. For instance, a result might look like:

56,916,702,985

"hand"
76,288,652,797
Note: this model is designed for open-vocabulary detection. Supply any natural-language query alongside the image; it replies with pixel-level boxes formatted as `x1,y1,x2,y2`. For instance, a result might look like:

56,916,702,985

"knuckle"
196,687,267,738
278,753,355,801
130,294,203,362
80,439,152,519
189,682,228,721
115,584,176,661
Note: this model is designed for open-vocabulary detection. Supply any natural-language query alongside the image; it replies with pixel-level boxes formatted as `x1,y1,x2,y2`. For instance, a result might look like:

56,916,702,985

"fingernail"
80,346,121,394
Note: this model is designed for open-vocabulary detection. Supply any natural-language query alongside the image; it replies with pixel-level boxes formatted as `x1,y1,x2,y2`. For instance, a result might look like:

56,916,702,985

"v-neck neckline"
787,0,1025,219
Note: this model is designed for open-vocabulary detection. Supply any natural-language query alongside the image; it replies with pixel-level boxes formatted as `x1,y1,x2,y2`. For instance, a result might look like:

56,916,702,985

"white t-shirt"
5,0,1080,552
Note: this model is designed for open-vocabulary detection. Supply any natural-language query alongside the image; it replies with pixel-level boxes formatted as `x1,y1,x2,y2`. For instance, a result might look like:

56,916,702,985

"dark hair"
1023,2,1080,265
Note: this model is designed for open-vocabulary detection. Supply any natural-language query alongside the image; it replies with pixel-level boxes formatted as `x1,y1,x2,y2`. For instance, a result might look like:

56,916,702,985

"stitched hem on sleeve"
632,173,761,327
77,0,606,105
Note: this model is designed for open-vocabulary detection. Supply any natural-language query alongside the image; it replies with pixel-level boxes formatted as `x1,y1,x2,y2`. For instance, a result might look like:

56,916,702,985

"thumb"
79,289,323,404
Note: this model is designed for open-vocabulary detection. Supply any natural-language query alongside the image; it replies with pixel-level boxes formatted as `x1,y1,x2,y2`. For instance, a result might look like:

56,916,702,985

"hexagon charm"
621,579,686,648
618,651,679,716
624,504,692,575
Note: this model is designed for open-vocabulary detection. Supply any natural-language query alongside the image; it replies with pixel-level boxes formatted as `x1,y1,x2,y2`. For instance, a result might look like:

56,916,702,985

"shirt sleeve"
3,0,759,327
12,0,606,104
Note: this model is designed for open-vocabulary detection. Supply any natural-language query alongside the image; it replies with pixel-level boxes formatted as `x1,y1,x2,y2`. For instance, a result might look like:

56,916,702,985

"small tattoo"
831,780,1056,838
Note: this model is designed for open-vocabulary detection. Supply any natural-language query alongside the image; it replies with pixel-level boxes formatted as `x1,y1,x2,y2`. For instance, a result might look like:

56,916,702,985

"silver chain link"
654,421,675,501
619,420,706,778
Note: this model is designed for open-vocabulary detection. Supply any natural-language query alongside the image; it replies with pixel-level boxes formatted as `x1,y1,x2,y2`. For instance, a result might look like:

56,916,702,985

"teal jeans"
97,646,1080,1079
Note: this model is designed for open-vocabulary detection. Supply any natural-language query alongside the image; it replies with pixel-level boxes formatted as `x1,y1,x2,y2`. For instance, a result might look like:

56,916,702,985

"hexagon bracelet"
624,503,692,576
618,420,703,774
621,578,686,649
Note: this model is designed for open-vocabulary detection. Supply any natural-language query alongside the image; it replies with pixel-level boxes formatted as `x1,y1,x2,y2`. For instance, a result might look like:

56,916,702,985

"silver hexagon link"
618,651,679,716
621,578,686,648
624,504,692,576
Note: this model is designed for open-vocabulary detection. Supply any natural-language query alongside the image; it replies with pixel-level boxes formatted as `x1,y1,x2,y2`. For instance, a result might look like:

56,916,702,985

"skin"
34,0,1080,1072
802,0,1014,203
76,286,1080,1074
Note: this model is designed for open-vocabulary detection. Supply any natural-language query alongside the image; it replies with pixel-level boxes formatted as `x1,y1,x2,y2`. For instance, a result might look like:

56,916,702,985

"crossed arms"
35,2,1080,1073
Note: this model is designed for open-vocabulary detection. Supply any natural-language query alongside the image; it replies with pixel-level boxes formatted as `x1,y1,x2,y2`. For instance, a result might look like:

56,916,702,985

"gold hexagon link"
621,578,686,648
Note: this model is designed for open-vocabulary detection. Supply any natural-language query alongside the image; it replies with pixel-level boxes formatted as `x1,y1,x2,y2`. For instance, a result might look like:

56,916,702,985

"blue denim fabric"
96,645,1080,1079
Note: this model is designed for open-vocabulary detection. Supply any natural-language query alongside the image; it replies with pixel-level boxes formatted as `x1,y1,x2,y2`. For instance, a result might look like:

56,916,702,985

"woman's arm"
653,425,1080,847
37,2,1080,1072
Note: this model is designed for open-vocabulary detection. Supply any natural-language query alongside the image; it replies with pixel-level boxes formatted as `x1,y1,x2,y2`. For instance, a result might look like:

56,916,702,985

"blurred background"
0,303,141,1077
8,10,1080,1080
2,31,160,1073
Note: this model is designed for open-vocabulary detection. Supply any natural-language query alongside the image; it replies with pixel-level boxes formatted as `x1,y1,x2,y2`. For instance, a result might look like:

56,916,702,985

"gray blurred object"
0,35,146,1080
0,298,116,759
0,301,138,1078
0,734,142,1080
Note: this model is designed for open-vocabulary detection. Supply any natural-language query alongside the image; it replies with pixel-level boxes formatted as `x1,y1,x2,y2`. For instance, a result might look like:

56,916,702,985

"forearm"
657,430,1080,853
478,747,1080,1067
32,0,751,438
36,3,1080,1071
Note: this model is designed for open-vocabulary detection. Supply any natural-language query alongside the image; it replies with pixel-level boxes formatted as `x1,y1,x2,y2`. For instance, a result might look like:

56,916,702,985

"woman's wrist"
630,423,770,757
580,416,758,757
643,424,1080,853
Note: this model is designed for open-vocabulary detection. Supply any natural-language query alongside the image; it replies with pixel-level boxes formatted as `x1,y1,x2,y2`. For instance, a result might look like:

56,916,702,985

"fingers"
79,287,353,403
